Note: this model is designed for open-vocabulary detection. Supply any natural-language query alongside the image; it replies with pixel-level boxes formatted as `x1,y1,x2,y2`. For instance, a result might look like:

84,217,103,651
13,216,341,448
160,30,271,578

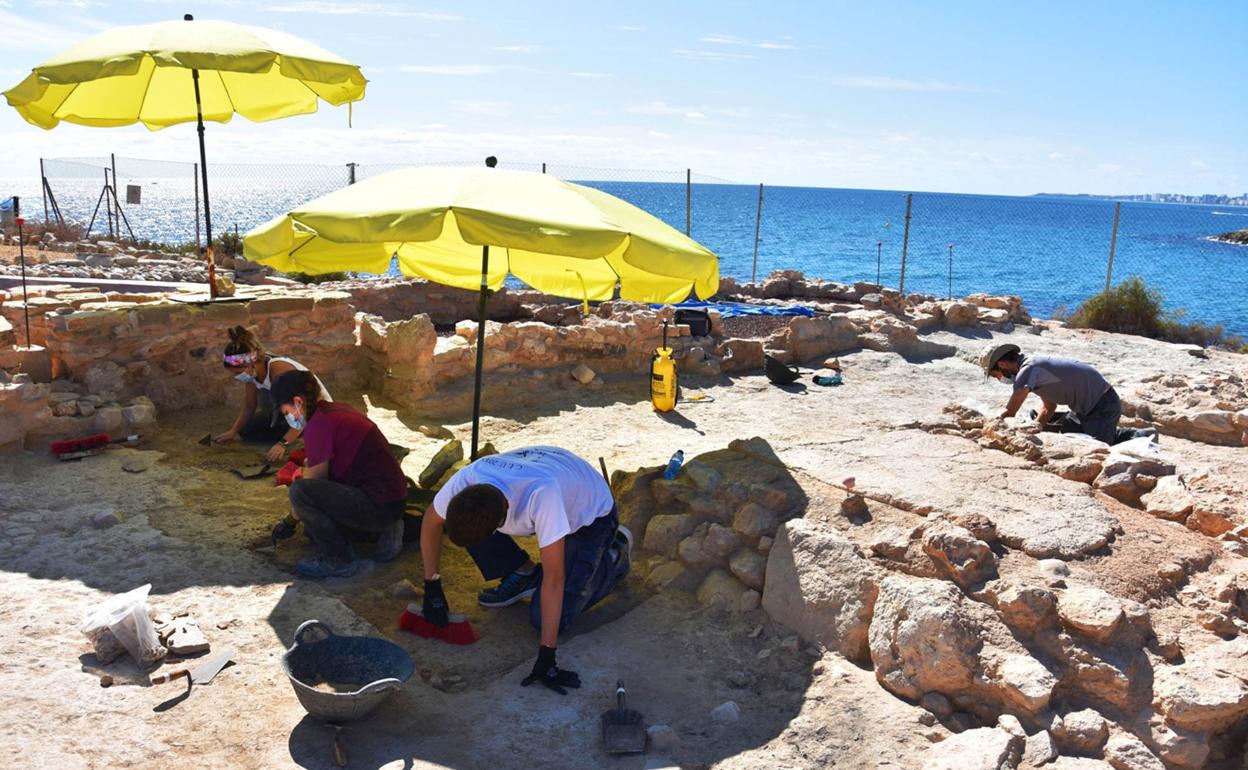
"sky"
0,0,1245,195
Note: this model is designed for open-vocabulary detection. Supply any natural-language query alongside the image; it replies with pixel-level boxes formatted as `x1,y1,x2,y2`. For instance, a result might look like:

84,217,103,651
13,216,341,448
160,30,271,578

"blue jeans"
467,507,623,632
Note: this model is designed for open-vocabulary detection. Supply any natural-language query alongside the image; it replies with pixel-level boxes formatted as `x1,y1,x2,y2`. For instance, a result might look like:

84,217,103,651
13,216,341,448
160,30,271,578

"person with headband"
214,326,331,464
269,369,408,579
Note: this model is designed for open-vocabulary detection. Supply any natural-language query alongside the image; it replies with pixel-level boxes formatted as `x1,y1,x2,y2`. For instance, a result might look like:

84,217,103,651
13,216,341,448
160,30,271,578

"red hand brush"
50,433,141,460
399,605,477,645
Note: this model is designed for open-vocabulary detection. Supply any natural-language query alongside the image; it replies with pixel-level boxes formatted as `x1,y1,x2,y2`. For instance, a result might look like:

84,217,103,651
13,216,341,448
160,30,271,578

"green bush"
1062,276,1247,351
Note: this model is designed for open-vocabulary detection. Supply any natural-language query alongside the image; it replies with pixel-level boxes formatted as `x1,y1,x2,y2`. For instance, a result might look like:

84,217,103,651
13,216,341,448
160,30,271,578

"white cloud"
701,33,795,50
826,76,980,92
1049,152,1068,161
397,64,510,76
647,130,669,138
570,71,609,79
1098,163,1123,173
673,49,755,62
264,2,462,19
628,101,703,117
616,24,645,32
32,0,104,8
0,9,105,52
1190,160,1210,171
496,45,542,54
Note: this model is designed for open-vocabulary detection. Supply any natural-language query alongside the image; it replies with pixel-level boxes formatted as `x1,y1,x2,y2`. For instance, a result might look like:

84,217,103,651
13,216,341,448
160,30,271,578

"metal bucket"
282,619,415,723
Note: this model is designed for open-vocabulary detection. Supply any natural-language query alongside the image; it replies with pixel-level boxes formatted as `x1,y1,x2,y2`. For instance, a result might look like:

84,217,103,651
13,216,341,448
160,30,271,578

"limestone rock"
869,576,979,699
709,700,741,723
763,520,880,662
989,583,1058,635
1057,585,1126,644
1104,733,1165,770
732,501,779,540
644,514,699,558
418,439,463,489
678,523,741,567
570,362,595,384
919,726,1023,770
728,549,766,591
646,724,678,751
921,519,997,588
1151,636,1248,731
1022,730,1058,767
696,569,748,610
1053,709,1108,754
1140,476,1195,522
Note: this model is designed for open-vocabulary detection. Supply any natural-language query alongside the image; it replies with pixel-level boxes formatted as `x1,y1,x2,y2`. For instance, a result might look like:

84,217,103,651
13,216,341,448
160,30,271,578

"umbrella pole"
471,245,490,460
190,63,217,299
16,216,31,348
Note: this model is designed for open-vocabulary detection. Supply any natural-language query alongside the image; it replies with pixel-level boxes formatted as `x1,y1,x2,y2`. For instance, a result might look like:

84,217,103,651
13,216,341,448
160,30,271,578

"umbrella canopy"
3,16,366,298
244,166,718,304
243,165,720,455
3,18,366,129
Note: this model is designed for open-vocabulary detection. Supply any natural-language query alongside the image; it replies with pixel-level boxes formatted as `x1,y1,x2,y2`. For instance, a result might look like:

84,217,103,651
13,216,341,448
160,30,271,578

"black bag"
764,354,801,385
675,308,712,337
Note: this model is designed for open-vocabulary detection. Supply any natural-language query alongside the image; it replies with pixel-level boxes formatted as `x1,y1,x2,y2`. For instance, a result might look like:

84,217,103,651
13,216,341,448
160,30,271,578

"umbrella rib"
135,56,156,125
213,69,238,115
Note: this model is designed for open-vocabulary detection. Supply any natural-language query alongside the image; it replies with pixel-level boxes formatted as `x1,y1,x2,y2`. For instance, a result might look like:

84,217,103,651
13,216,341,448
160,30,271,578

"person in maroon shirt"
270,370,408,579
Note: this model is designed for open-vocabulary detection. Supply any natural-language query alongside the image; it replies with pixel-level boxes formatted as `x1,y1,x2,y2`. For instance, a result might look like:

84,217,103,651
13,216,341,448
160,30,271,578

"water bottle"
662,450,684,480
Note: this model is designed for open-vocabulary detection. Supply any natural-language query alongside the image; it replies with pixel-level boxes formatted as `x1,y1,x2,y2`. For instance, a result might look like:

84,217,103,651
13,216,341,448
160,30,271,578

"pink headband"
224,352,258,366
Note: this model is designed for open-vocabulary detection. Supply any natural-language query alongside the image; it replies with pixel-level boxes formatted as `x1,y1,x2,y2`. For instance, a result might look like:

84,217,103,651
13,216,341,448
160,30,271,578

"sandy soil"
0,322,1243,769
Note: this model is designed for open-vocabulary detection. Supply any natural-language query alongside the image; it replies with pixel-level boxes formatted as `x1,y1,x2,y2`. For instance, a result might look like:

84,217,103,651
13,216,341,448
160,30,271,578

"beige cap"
980,343,1020,375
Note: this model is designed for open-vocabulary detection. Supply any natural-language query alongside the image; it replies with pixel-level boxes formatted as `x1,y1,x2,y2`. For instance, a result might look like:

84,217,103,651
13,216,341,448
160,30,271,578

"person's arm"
215,382,258,443
1000,386,1031,419
266,424,302,463
536,538,566,648
1035,397,1058,426
302,460,329,481
421,508,445,580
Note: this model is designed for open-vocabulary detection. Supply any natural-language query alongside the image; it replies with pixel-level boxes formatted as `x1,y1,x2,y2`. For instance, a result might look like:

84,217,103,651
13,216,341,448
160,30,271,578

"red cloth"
302,401,406,503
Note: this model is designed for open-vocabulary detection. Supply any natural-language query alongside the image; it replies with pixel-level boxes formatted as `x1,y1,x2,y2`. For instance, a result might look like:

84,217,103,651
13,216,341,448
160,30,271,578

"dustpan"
600,680,646,754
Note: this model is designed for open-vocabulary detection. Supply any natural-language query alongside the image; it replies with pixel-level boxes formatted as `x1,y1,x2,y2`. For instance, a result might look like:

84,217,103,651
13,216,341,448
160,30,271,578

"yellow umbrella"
244,163,720,455
4,15,366,294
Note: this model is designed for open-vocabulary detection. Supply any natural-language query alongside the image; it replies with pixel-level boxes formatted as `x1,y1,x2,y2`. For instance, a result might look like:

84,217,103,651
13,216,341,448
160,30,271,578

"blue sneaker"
478,566,541,607
297,554,362,580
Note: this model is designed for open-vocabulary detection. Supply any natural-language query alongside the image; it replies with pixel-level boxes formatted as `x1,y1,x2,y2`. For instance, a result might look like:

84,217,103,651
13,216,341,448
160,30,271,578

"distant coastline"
1035,192,1248,207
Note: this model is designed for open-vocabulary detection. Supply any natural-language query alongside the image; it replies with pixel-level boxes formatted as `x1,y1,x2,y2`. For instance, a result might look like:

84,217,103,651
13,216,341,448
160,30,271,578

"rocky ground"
0,319,1246,769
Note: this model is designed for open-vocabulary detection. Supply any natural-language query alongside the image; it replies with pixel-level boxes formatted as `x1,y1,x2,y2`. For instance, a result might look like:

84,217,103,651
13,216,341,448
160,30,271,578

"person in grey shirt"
980,343,1154,445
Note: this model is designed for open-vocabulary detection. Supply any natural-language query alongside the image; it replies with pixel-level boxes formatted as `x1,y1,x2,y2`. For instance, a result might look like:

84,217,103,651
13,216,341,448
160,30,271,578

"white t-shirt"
432,446,614,548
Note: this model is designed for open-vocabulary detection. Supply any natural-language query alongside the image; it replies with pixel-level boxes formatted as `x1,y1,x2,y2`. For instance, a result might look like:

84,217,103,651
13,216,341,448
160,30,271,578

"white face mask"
285,405,307,431
234,372,255,384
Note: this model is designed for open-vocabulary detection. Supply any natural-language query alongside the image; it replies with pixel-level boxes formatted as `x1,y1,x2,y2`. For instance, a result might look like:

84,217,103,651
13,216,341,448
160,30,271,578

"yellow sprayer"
651,320,677,412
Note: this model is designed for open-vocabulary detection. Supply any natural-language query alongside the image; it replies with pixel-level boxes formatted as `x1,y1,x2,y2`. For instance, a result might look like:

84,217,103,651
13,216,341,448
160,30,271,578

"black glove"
521,645,581,695
271,513,297,549
422,579,449,627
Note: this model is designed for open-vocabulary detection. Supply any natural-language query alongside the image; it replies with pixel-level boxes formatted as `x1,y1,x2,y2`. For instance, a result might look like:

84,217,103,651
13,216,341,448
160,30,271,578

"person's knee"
289,479,320,515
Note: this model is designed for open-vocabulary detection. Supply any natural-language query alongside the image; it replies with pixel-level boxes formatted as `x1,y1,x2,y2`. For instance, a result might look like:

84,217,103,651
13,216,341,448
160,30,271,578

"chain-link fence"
22,154,1248,334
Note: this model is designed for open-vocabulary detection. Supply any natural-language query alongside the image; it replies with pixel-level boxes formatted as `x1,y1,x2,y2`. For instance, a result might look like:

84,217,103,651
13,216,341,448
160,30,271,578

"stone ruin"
0,269,1041,452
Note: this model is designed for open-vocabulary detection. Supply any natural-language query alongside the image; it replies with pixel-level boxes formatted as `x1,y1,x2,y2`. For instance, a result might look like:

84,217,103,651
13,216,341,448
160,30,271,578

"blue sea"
4,171,1246,336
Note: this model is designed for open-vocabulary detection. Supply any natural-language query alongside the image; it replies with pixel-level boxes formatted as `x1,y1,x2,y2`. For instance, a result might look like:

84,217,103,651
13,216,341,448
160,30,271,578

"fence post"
876,241,882,286
39,159,48,223
542,162,547,174
751,182,764,284
685,168,691,236
194,163,201,251
346,162,357,185
1105,202,1121,294
947,243,954,300
899,193,913,294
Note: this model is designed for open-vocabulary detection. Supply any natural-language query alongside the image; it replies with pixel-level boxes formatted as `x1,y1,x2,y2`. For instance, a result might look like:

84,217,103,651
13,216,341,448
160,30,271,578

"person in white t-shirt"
419,446,632,695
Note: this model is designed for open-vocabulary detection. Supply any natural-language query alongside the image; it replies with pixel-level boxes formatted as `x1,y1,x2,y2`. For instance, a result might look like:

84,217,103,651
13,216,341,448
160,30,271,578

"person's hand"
422,579,449,627
271,513,298,549
213,430,237,444
521,645,581,695
265,443,287,464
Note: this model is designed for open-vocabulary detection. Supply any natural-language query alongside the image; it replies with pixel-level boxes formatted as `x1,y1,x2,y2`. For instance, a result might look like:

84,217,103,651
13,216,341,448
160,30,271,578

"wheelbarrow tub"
282,619,415,723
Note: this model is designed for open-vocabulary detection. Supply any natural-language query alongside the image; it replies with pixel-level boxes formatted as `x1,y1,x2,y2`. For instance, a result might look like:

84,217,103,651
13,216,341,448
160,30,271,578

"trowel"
231,463,275,480
150,647,235,686
600,680,646,754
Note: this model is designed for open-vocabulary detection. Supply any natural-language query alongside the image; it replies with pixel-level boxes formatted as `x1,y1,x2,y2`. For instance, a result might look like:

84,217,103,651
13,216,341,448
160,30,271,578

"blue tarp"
655,300,816,319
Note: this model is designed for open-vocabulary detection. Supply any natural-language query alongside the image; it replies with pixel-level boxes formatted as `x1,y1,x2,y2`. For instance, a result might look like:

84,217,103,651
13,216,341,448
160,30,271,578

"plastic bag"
80,584,167,665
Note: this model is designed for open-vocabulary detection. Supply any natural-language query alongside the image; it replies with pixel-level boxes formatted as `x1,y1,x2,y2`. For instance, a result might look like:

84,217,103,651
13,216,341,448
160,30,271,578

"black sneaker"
612,526,633,579
478,566,541,607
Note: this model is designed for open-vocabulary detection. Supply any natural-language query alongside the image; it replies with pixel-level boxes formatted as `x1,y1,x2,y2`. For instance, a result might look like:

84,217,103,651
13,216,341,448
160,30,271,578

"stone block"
248,295,316,315
644,514,699,558
696,569,748,610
